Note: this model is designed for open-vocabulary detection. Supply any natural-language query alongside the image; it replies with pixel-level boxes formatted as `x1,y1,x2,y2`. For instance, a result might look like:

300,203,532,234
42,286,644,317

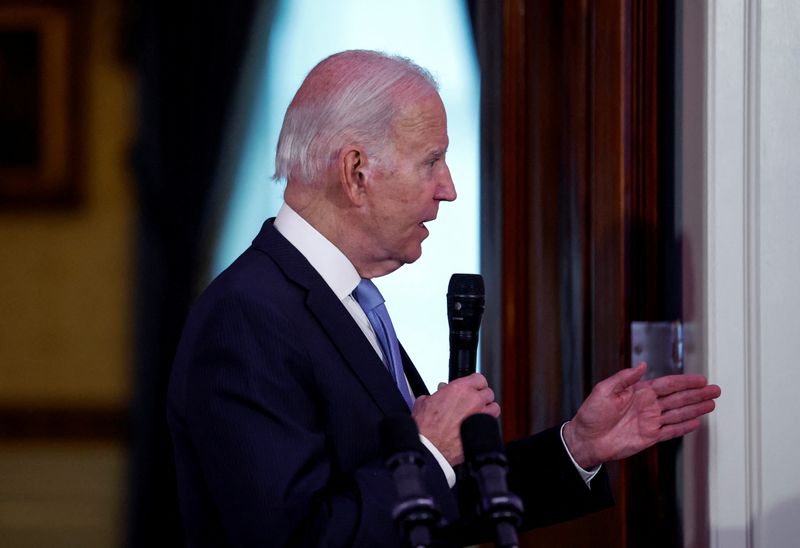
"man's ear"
340,146,369,206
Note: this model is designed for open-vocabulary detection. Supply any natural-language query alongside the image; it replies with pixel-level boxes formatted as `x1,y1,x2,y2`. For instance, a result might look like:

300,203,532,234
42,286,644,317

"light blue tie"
353,279,415,409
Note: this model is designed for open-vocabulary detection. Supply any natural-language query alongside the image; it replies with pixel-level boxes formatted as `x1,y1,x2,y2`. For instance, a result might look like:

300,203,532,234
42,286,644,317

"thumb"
612,362,647,391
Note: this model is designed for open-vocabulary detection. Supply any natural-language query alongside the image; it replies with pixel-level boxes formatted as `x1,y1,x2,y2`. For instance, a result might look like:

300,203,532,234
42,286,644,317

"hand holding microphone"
412,373,500,465
411,273,496,467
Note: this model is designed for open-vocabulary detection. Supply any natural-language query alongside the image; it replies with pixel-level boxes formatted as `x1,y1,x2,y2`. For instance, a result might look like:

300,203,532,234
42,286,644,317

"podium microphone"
461,414,524,548
379,416,442,548
447,274,485,381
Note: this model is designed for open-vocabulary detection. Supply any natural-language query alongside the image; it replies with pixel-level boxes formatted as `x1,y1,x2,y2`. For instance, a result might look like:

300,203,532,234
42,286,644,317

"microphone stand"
380,416,443,547
461,414,524,548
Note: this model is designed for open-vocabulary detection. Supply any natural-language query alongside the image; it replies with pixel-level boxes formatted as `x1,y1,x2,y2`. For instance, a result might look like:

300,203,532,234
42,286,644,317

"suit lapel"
253,220,412,416
400,344,430,397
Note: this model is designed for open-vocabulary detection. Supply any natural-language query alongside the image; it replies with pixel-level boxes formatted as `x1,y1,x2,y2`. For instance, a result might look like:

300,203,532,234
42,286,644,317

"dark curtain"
127,1,267,545
465,0,504,402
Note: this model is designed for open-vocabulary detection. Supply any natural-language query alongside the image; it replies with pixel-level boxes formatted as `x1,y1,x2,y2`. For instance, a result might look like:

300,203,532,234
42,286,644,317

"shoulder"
184,244,305,346
168,243,316,415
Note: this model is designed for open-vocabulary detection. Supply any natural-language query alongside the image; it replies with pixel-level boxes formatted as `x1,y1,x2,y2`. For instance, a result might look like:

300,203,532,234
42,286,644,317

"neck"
284,185,400,279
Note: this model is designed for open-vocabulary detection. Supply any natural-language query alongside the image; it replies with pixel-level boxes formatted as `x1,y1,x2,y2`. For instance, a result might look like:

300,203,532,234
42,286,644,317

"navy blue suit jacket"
168,220,613,547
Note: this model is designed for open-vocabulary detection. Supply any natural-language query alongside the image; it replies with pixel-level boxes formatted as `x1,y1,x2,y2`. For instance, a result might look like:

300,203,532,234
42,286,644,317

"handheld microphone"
461,414,524,548
447,274,485,381
379,416,442,548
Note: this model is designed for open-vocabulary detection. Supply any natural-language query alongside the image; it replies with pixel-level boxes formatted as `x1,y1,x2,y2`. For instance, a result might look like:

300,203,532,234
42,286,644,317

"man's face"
362,92,456,273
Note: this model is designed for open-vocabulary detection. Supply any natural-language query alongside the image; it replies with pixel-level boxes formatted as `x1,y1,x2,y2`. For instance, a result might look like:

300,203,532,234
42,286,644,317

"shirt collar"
273,202,361,299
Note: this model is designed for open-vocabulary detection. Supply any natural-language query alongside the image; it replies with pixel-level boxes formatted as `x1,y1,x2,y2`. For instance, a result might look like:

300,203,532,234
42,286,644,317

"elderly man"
168,50,720,547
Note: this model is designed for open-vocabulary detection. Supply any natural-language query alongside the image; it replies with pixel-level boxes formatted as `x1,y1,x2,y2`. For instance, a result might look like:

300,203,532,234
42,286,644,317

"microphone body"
447,274,485,381
461,414,524,548
379,416,442,547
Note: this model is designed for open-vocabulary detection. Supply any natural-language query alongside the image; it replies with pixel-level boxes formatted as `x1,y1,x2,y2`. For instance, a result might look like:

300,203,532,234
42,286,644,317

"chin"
381,243,423,272
403,246,424,264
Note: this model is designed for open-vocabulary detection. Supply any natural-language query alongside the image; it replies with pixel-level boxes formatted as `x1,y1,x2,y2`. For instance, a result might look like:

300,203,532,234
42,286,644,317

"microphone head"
448,273,485,297
447,274,485,332
379,415,424,461
460,413,503,463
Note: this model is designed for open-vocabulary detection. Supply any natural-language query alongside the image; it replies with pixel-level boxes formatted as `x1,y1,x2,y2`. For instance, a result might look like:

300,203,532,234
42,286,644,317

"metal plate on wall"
631,321,683,380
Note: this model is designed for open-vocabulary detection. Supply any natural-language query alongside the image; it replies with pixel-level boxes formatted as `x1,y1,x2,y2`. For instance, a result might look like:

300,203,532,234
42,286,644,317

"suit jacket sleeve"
506,427,614,529
438,427,613,545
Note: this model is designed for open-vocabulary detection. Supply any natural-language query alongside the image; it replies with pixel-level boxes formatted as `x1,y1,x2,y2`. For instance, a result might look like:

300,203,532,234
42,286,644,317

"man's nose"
435,165,457,202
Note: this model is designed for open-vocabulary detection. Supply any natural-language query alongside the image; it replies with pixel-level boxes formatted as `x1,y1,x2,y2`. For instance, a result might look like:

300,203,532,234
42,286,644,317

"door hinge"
630,320,683,379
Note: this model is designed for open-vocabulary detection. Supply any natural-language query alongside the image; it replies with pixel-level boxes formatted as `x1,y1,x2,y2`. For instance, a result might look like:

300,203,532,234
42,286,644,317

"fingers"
483,402,502,418
658,418,702,442
658,384,721,412
436,374,493,403
465,383,497,414
655,383,719,442
457,372,489,389
650,374,710,397
428,373,497,413
660,399,716,426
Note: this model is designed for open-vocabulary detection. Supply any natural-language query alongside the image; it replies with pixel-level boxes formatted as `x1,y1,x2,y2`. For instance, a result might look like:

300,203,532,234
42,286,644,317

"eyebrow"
421,151,443,166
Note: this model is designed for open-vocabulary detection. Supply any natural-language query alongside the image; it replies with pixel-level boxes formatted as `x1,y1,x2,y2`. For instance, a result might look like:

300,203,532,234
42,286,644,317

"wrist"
562,420,599,470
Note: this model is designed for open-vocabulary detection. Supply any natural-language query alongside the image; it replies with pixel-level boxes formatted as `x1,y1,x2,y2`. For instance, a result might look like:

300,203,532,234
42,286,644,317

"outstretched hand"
562,363,721,469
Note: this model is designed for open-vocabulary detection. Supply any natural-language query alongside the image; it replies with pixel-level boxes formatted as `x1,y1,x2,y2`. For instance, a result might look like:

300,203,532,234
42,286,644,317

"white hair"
273,50,439,185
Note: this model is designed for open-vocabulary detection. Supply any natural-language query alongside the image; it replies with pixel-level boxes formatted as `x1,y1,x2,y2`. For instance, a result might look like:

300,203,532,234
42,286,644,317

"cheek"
375,191,416,222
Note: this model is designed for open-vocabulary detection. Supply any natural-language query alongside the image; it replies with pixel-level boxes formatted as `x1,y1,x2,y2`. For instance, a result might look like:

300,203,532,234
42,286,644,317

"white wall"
686,1,800,546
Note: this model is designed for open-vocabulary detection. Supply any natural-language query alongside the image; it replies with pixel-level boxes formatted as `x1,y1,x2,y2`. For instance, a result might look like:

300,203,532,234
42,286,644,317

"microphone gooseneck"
379,416,442,548
461,414,524,548
447,274,485,381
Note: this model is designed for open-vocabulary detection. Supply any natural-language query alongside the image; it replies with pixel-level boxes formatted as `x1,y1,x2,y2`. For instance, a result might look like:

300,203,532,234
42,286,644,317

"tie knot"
353,279,384,312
